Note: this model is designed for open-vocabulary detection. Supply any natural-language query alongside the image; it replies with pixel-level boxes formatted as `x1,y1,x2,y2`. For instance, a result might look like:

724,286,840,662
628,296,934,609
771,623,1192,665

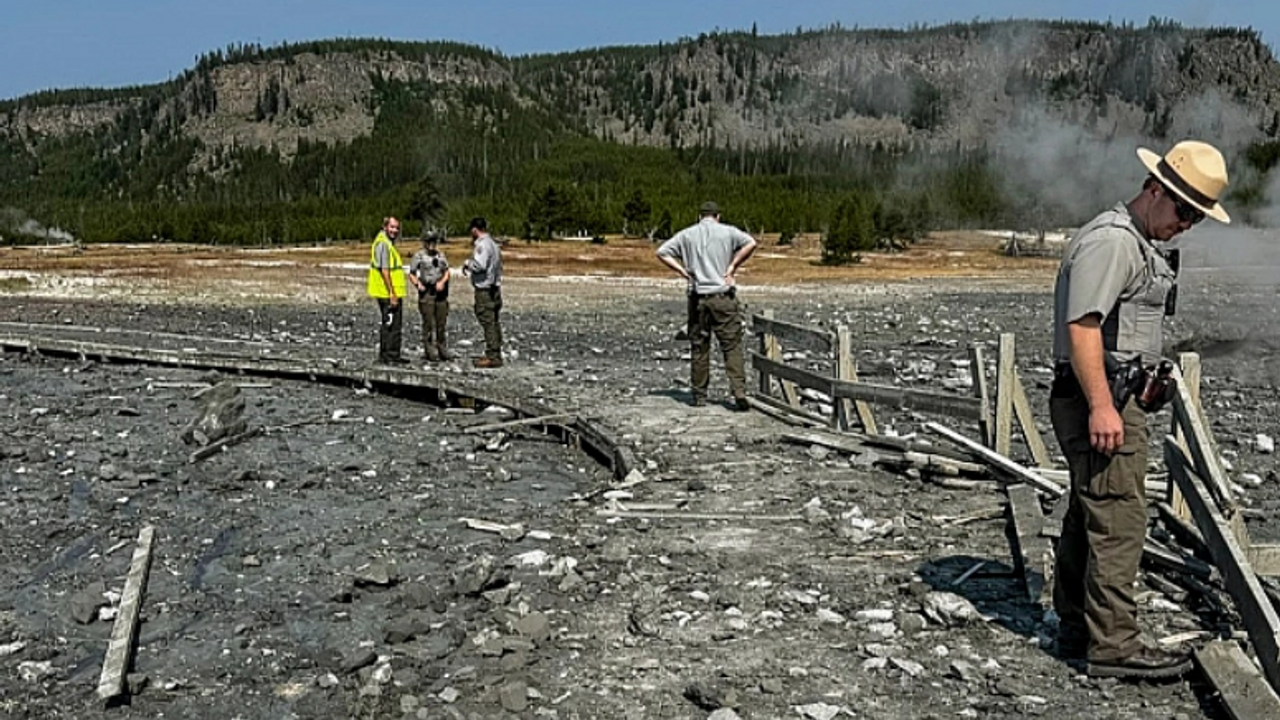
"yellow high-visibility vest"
366,232,407,299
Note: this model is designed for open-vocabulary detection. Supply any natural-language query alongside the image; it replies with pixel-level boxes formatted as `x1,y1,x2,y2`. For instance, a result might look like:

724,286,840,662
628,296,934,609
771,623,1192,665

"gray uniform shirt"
464,234,503,289
656,218,755,295
409,249,449,298
1052,203,1176,365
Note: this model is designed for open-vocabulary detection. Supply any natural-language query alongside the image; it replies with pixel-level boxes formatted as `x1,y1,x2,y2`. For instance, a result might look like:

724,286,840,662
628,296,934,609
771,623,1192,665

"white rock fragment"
794,702,849,720
855,608,895,623
815,608,846,624
922,591,982,627
891,657,926,677
1257,434,1275,454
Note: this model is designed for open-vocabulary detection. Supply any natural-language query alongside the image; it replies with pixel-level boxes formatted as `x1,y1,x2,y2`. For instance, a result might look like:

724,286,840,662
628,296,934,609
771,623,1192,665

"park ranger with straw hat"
1049,139,1229,680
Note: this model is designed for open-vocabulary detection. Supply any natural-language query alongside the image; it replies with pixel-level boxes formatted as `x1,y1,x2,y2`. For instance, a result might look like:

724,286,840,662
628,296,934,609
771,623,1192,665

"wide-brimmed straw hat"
1137,140,1230,224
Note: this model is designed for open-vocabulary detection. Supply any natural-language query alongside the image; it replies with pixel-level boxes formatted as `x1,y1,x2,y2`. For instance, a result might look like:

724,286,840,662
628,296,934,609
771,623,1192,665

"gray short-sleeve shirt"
1052,203,1173,364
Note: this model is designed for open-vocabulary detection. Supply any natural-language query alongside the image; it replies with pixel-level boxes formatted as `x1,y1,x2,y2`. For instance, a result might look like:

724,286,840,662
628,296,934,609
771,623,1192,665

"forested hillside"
2,19,1280,246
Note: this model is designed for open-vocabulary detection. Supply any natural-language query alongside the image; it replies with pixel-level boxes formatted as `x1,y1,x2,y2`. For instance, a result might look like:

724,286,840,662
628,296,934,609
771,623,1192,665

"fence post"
837,326,877,435
968,344,993,448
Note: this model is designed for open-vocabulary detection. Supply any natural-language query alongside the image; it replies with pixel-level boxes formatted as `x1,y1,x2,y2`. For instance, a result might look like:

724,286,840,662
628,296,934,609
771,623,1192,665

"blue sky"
1,0,1275,100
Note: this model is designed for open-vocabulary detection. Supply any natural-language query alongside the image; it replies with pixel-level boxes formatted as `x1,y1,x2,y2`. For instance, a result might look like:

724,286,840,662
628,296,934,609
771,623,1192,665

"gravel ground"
1,227,1278,719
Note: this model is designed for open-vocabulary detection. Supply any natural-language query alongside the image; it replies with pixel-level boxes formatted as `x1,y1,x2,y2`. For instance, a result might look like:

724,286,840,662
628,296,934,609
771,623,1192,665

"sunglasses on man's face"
1164,186,1205,225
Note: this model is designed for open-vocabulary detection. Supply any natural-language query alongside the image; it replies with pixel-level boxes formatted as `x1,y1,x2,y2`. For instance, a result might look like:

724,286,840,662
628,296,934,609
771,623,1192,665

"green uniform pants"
688,292,746,401
418,296,449,356
1050,393,1149,663
473,286,503,360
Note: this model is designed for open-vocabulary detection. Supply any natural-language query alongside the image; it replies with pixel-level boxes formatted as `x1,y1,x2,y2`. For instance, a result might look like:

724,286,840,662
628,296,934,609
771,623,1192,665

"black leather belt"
693,288,735,299
1051,364,1082,399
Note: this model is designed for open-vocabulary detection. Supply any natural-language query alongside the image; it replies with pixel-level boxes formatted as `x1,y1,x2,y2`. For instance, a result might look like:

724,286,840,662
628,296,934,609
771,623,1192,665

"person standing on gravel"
409,230,454,363
657,201,757,411
462,216,504,368
367,216,408,365
1050,140,1230,680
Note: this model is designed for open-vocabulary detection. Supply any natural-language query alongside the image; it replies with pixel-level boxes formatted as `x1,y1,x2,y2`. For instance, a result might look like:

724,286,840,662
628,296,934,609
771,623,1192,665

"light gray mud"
1,237,1278,719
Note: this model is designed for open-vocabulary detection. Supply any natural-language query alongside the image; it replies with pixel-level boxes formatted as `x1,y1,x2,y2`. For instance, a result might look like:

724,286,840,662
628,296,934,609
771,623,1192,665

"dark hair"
468,216,488,231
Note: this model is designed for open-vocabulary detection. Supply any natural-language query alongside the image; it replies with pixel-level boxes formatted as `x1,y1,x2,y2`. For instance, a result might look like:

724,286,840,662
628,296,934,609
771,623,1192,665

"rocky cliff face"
3,21,1278,165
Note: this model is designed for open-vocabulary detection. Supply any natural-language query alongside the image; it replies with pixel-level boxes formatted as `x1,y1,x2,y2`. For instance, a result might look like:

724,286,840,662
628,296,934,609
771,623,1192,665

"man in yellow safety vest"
367,216,408,364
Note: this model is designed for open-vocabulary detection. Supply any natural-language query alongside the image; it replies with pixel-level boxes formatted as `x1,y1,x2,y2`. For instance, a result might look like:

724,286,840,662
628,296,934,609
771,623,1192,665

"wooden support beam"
968,345,993,448
1010,370,1052,468
924,421,1065,498
463,412,576,434
747,393,828,428
1170,352,1202,520
750,314,835,354
1195,640,1280,720
1167,437,1280,694
1248,545,1280,577
596,509,802,522
750,352,983,420
758,310,801,408
994,334,1016,456
836,327,877,435
1170,364,1237,516
98,525,156,703
1006,484,1048,604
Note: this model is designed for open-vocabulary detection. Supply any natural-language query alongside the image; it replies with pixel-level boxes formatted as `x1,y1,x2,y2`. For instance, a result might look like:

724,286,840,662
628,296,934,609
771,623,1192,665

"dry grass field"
0,231,1059,305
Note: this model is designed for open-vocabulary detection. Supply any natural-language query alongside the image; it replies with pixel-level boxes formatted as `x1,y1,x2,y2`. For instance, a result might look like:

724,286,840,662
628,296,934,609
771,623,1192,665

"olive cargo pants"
688,291,746,401
1050,392,1149,663
473,286,503,360
418,296,449,356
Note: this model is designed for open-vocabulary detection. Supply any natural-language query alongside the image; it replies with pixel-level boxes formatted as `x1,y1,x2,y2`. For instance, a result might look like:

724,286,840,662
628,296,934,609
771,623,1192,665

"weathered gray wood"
836,327,878,435
924,421,1065,498
1247,545,1280,578
98,525,156,703
994,334,1016,456
747,393,828,427
1170,352,1202,520
751,352,984,420
1170,364,1236,515
1167,437,1280,694
597,509,803,522
1156,501,1208,557
968,344,993,448
1010,370,1052,468
463,412,576,434
758,310,801,408
1195,640,1280,720
750,314,836,354
1007,484,1047,603
782,431,867,456
1142,536,1216,580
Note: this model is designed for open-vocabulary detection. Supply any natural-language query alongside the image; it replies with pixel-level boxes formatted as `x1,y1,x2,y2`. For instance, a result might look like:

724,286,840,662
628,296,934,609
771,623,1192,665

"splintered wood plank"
1006,484,1047,604
98,525,156,703
462,412,576,434
1167,438,1280,694
1010,370,1052,468
924,421,1065,498
968,344,993,448
1170,352,1202,520
1195,640,1280,720
749,352,984,420
836,326,877,435
1170,364,1236,514
994,334,1016,456
750,314,835,354
758,310,801,408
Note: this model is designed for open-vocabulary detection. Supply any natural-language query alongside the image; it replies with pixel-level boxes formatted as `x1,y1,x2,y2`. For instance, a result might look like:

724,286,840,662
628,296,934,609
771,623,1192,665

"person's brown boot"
1086,646,1192,680
473,357,504,369
423,347,440,362
437,345,454,362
